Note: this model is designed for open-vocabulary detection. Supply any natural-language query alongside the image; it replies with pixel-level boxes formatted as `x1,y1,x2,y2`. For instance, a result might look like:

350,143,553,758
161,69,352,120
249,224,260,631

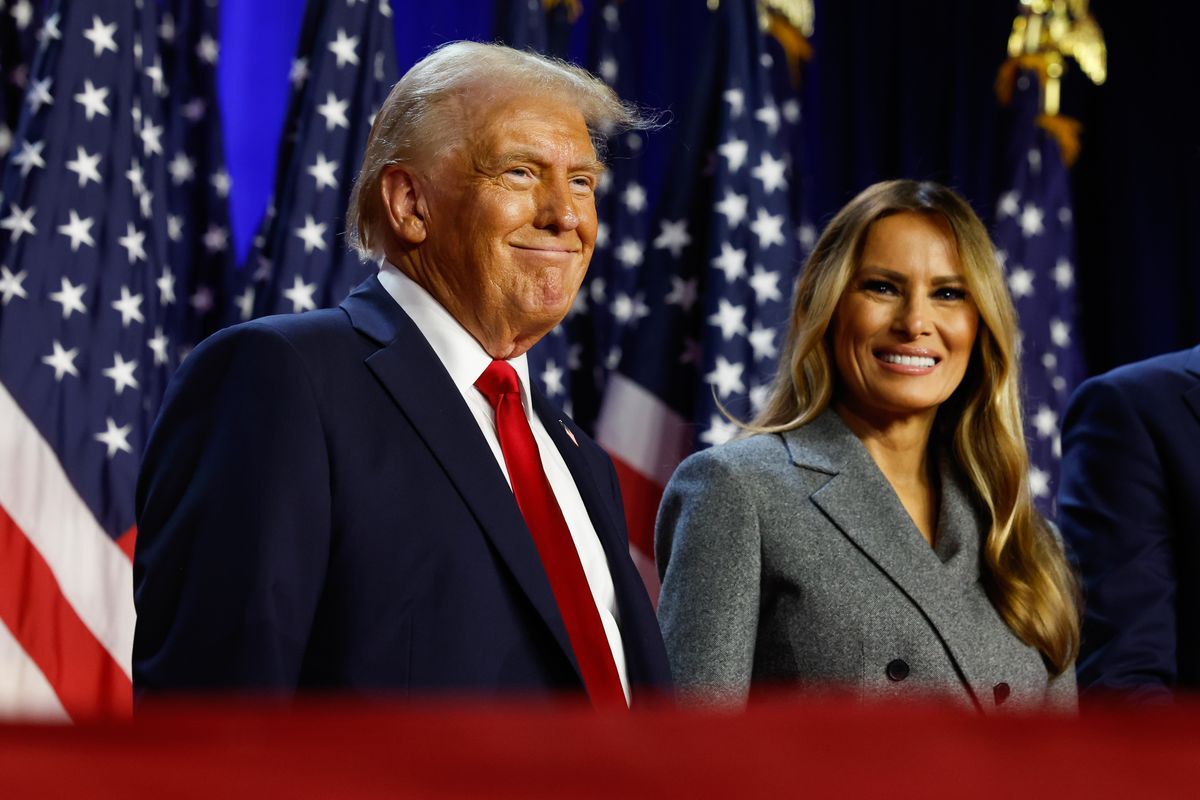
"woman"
656,180,1079,712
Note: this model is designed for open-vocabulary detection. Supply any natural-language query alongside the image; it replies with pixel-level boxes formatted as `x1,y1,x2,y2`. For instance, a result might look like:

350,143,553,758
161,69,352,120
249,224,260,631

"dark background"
220,0,1200,377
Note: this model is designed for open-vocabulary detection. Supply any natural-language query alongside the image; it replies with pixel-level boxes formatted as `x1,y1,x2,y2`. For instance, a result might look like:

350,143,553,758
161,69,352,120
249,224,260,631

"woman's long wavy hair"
751,179,1079,674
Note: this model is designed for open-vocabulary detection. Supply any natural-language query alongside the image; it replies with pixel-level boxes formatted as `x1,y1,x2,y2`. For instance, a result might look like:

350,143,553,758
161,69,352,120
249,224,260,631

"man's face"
413,92,601,358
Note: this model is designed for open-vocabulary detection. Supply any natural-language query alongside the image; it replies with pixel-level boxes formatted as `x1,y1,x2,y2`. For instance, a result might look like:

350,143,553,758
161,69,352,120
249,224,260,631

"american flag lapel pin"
559,419,579,447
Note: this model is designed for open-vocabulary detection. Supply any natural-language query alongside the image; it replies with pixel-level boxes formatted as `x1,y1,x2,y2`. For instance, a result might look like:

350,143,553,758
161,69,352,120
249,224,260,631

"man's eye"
570,175,594,192
507,167,533,179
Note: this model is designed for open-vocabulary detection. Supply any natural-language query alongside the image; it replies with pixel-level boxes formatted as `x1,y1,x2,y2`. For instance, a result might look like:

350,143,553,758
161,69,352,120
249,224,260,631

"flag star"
118,222,147,263
203,225,229,253
328,29,360,68
1007,267,1035,298
1053,434,1062,459
621,182,647,213
712,242,747,282
749,208,785,248
1028,466,1050,498
717,137,749,173
295,214,328,254
0,203,37,242
614,238,644,268
379,0,393,17
190,286,214,313
95,418,134,459
602,3,620,27
102,352,139,395
1027,148,1042,174
49,276,87,319
1052,258,1074,289
1050,318,1071,348
699,415,740,446
289,57,309,87
1032,405,1058,439
196,33,219,64
156,267,176,304
996,191,1020,219
138,188,155,219
589,276,607,303
145,55,165,96
182,97,206,122
126,159,146,195
0,266,28,304
167,215,183,242
751,151,788,193
748,266,782,303
111,285,145,326
1042,352,1058,371
234,286,256,321
598,56,617,84
541,360,565,397
665,276,698,311
167,152,195,184
158,13,175,42
611,292,648,324
316,92,350,131
749,322,778,361
723,89,745,118
653,219,691,258
133,34,143,65
83,15,119,57
603,346,620,370
708,298,748,340
1019,203,1045,237
595,221,609,249
705,356,745,398
283,275,318,312
11,0,34,31
782,99,801,123
0,124,10,157
307,153,339,191
995,249,1008,271
797,222,817,251
210,169,232,197
65,146,103,187
26,76,52,112
714,190,748,228
147,326,169,366
754,102,781,135
42,340,80,381
140,120,163,156
57,210,96,252
596,171,613,195
1058,207,1073,225
11,139,45,176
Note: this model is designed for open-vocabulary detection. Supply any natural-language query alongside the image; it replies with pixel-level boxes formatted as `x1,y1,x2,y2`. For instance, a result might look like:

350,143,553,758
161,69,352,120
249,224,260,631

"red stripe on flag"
608,455,664,560
0,505,132,721
116,525,137,561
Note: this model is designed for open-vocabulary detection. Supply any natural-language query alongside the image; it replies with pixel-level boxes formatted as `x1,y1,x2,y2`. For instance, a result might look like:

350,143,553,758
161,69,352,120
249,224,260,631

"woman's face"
830,211,979,427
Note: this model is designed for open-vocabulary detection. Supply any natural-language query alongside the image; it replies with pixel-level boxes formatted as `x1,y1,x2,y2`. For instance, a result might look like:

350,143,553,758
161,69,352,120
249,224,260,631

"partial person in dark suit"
133,42,671,708
1058,345,1200,700
656,181,1079,712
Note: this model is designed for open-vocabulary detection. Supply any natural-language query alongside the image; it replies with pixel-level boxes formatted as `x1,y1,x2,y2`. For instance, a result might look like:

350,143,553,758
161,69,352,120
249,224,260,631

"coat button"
994,682,1011,705
886,659,910,681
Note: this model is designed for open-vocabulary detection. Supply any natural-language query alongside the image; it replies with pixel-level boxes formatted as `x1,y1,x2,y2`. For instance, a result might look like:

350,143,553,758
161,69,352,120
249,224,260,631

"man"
133,42,671,708
1058,344,1200,700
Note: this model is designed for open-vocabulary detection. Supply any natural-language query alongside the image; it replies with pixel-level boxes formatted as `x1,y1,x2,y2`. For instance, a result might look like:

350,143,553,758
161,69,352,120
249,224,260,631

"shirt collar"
376,261,533,411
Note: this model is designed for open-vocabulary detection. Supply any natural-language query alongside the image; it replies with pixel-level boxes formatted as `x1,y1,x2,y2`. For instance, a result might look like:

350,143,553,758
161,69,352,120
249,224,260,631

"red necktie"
475,360,627,710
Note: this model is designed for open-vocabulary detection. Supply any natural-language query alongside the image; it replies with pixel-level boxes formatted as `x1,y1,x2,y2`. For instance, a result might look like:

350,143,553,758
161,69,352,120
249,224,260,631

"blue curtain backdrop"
218,0,1199,376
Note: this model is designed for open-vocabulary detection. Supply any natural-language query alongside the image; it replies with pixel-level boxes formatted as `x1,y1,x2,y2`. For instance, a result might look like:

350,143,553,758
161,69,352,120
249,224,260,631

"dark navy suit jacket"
1058,344,1200,697
133,276,671,700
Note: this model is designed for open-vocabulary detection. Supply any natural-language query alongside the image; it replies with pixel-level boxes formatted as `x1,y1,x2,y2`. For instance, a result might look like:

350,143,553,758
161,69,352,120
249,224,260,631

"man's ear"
380,165,427,246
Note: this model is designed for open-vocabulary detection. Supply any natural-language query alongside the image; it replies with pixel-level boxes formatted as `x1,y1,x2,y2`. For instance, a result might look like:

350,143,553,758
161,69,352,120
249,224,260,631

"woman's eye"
934,286,968,301
862,279,897,295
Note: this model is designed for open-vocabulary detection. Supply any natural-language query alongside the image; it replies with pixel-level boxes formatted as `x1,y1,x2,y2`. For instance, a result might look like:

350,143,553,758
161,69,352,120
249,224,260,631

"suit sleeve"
133,323,331,693
655,450,761,705
1058,375,1177,698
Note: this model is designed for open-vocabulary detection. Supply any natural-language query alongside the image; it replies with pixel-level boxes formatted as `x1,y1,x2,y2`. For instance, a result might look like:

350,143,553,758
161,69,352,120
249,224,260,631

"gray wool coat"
655,409,1076,713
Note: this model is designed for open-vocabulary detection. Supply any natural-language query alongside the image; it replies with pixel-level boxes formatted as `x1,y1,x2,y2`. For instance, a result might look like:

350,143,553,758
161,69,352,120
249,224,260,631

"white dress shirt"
376,263,630,704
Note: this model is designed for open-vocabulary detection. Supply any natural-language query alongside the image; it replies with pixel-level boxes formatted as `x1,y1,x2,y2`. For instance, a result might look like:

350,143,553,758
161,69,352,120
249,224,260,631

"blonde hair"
752,179,1079,674
346,40,653,259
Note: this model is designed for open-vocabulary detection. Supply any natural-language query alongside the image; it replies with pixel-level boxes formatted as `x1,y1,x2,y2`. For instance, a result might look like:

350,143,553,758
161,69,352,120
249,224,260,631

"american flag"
234,0,397,323
158,0,234,359
495,0,577,410
596,0,803,585
992,68,1085,516
0,0,173,720
0,0,44,167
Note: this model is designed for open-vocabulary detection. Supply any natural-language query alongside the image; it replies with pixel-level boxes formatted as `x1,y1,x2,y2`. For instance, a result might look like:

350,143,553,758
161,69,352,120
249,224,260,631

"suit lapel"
341,279,580,680
1182,345,1200,427
789,410,992,708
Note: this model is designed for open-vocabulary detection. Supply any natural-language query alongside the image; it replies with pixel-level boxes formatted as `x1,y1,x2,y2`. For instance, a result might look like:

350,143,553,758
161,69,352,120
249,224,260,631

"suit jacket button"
994,682,1011,705
886,659,910,681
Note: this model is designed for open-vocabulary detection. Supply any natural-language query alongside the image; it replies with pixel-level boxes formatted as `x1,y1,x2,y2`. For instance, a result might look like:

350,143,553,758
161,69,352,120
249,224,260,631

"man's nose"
534,179,582,231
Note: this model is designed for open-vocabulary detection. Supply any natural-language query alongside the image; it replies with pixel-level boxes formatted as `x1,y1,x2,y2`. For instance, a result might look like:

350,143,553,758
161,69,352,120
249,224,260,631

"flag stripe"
596,373,691,487
0,618,68,722
0,383,134,680
0,505,131,720
609,456,665,559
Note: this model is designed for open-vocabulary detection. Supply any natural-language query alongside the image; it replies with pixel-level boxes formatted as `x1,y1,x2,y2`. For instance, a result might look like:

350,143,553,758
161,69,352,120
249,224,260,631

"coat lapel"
787,410,993,708
340,278,580,681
